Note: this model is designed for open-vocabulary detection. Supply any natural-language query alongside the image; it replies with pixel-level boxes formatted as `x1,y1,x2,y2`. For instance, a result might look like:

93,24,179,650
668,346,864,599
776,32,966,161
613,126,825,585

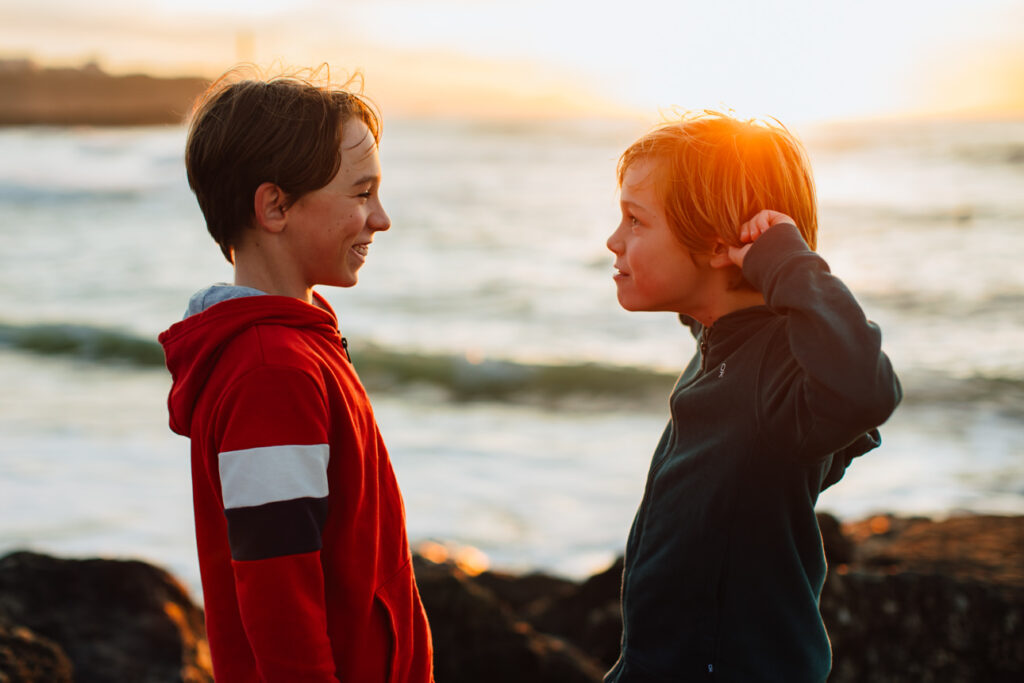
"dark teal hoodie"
605,224,901,683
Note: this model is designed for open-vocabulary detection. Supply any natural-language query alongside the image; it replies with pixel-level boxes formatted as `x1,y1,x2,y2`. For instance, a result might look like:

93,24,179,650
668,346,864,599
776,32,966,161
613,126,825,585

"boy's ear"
708,240,734,269
253,182,288,233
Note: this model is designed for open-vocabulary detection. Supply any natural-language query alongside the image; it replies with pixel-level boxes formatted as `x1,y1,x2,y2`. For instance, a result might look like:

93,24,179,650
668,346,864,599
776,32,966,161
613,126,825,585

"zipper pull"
699,328,710,372
341,336,352,362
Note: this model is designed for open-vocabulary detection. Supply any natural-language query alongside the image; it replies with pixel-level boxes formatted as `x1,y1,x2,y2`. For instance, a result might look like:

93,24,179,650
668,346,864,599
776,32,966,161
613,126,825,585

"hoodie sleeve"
742,223,902,462
214,364,338,681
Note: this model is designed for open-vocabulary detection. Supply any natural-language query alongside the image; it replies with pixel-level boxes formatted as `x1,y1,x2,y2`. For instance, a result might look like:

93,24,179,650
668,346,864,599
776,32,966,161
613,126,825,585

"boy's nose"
606,227,623,255
371,205,391,232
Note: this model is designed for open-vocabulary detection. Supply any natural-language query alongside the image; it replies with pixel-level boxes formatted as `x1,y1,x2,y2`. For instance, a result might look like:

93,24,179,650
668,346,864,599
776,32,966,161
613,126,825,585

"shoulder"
215,324,329,399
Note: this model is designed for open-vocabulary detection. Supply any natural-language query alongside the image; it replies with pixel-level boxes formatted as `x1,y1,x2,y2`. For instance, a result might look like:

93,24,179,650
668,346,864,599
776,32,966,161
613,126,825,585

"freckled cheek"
630,256,668,292
626,247,648,276
342,211,364,232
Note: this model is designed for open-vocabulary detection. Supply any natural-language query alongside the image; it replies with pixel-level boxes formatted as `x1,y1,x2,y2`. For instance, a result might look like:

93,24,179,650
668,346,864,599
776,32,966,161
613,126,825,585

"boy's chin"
329,272,359,288
616,295,681,315
616,296,648,313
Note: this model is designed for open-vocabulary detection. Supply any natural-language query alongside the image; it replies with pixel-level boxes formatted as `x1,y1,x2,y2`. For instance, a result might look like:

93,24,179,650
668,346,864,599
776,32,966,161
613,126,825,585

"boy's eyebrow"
350,174,380,187
620,199,650,213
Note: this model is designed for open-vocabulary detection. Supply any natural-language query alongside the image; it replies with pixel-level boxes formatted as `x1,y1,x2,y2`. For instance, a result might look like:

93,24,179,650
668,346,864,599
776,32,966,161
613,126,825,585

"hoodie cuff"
741,223,823,293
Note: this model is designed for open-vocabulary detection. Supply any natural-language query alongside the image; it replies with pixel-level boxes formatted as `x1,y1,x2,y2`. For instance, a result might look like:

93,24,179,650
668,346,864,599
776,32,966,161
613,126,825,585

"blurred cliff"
0,60,206,126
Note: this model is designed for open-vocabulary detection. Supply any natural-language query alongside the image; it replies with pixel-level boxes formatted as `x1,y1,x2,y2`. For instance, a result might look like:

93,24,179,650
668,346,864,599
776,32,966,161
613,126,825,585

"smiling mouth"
352,243,369,257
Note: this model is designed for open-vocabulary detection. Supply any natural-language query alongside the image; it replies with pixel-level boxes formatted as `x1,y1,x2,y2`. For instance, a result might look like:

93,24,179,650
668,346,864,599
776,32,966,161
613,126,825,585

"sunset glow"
2,0,1021,122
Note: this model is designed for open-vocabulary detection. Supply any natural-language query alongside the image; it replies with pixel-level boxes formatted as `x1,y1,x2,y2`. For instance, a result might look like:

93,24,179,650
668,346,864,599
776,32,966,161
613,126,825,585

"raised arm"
733,210,902,460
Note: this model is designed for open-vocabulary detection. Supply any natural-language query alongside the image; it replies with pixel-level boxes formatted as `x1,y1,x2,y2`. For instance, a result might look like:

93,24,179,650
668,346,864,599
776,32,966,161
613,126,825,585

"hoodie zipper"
341,336,352,362
699,326,712,374
618,325,713,669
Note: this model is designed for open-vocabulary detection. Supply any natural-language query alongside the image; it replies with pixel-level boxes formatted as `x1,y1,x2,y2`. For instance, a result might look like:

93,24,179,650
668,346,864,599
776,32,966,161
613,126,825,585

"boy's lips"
613,264,630,280
351,242,371,258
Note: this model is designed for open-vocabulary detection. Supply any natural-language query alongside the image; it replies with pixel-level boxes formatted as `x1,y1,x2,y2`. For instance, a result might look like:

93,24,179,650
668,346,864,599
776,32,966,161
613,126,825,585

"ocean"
1,117,1022,597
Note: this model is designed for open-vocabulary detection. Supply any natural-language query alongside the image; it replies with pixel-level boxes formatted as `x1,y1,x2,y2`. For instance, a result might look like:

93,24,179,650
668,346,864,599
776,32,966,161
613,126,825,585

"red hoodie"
159,292,433,682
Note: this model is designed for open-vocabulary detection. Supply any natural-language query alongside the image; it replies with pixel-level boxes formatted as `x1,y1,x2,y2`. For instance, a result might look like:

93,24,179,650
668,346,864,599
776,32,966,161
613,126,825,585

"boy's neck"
232,250,313,304
690,288,766,328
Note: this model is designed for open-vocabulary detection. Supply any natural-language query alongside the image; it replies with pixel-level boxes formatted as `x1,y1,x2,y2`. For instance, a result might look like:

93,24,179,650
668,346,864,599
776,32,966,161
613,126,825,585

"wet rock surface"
450,513,1024,682
1,513,1020,682
840,513,1024,587
413,556,606,682
0,619,73,683
822,513,1024,683
0,551,211,683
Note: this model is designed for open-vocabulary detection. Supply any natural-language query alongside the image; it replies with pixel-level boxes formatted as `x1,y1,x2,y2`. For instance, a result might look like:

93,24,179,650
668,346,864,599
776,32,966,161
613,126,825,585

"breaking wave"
0,320,677,403
4,320,1021,411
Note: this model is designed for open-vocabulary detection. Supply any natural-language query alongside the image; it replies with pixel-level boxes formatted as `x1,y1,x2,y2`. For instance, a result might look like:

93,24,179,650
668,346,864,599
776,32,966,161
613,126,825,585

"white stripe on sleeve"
218,444,330,510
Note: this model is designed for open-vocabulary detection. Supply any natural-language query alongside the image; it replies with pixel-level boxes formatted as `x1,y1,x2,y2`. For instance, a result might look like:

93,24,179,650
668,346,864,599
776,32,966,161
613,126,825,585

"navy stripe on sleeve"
225,497,329,561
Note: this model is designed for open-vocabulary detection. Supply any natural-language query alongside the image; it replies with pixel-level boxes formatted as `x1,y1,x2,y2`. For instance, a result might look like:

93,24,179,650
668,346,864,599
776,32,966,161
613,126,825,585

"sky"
1,0,1022,122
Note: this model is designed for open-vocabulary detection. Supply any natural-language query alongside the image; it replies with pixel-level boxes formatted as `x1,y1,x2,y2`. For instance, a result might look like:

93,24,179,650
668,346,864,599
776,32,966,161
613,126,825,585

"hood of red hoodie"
158,293,340,436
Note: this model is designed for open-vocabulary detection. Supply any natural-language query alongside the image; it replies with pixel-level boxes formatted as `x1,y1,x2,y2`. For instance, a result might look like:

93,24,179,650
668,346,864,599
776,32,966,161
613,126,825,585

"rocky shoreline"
1,513,1021,682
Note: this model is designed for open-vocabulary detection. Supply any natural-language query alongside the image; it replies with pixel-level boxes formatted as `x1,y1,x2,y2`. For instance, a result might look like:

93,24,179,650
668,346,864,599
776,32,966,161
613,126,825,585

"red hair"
618,111,818,258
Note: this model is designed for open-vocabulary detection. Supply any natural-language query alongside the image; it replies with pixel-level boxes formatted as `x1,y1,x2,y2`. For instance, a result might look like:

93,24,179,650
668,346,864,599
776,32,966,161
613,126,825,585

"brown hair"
185,66,381,263
618,111,818,261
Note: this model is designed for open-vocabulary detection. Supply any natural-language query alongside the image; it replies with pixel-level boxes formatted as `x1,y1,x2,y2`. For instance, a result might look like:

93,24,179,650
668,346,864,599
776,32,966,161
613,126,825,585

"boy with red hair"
604,112,901,682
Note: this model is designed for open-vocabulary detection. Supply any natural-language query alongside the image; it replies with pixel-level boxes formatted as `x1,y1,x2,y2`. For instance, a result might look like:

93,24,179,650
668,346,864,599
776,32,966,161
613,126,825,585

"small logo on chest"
718,362,727,378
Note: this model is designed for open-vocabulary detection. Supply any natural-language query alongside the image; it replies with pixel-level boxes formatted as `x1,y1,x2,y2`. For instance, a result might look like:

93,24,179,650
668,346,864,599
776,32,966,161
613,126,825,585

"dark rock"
0,620,73,682
817,511,855,565
448,515,1024,682
413,555,605,683
822,570,1024,683
471,569,576,614
842,514,1024,587
523,557,624,668
2,513,1020,682
821,514,1024,682
0,551,211,683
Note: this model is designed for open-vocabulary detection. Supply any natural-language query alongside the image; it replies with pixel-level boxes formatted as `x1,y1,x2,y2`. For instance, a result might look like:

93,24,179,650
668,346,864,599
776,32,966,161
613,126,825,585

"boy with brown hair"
604,112,901,682
159,70,433,682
